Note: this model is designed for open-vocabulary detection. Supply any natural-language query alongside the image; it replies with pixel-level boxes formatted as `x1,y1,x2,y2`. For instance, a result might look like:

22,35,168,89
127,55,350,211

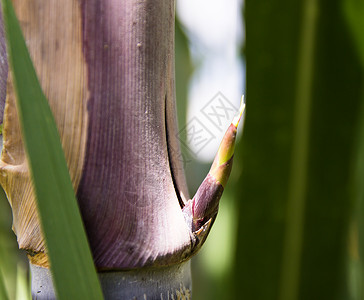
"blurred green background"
177,0,364,299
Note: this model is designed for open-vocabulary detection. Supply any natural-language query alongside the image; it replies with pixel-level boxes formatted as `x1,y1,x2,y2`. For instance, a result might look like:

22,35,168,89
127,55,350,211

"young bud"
183,96,245,234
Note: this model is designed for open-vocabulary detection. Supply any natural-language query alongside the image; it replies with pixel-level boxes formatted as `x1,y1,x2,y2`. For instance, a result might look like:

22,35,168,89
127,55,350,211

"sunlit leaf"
1,0,103,298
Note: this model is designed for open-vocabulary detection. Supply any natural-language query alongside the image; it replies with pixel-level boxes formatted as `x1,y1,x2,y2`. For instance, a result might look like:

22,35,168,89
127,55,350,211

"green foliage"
1,0,103,298
0,268,9,300
344,0,364,298
344,0,364,66
234,0,363,299
0,187,19,300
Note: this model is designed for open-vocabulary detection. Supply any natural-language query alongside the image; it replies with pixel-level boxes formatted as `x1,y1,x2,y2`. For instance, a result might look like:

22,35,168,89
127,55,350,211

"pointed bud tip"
232,95,245,128
184,95,245,236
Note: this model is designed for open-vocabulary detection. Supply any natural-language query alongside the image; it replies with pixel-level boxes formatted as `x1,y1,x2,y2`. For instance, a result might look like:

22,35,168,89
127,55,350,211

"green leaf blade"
0,268,9,300
1,0,103,299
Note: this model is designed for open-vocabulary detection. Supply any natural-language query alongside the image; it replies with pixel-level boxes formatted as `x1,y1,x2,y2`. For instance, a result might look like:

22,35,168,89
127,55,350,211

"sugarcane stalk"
0,0,244,298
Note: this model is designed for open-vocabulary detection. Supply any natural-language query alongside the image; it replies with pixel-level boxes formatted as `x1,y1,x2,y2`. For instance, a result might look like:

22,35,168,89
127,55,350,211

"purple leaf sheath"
78,0,192,269
0,0,241,271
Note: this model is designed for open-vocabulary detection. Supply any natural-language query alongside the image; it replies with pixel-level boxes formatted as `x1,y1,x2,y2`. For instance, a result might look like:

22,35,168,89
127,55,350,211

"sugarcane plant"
0,0,244,298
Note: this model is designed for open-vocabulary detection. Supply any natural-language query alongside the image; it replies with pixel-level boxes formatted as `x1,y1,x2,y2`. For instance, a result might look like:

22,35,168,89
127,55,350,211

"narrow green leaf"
344,2,364,300
1,0,103,299
279,1,317,298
